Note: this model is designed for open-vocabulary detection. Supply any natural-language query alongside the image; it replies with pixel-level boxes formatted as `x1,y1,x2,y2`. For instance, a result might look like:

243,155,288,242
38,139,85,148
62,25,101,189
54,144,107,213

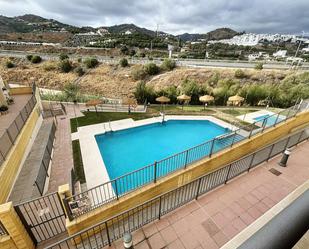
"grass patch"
221,109,258,116
70,111,157,133
72,140,86,184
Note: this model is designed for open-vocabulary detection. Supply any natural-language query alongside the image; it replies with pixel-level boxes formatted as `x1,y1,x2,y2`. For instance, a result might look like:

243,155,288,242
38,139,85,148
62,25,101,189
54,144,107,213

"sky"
0,0,308,35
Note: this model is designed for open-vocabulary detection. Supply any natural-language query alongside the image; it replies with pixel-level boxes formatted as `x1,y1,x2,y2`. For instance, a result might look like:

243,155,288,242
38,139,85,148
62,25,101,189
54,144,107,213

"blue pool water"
95,120,243,193
253,114,284,126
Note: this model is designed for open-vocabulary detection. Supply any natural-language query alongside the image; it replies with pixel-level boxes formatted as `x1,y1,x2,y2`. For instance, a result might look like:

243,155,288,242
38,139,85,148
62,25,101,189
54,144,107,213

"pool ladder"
103,121,113,133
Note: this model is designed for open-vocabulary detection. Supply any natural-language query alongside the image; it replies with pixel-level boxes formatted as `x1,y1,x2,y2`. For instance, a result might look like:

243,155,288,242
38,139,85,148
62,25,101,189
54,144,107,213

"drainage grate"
269,168,282,176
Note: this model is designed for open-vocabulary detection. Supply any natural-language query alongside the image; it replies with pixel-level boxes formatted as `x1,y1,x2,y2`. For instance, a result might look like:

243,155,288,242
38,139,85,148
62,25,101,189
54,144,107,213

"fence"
63,100,309,220
0,95,37,167
14,192,67,245
0,221,8,236
35,122,57,196
48,127,309,248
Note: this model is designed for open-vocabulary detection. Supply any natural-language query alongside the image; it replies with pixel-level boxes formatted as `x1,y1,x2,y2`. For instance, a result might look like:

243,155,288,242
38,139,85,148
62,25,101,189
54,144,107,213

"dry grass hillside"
0,57,78,88
0,56,301,100
147,67,289,91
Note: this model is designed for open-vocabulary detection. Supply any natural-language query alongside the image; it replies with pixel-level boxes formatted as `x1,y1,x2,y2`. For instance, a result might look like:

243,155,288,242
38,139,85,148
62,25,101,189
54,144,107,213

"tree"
144,63,159,75
63,82,79,102
161,59,176,71
181,79,201,104
31,55,42,64
59,53,69,61
84,57,99,68
119,58,129,67
59,59,72,73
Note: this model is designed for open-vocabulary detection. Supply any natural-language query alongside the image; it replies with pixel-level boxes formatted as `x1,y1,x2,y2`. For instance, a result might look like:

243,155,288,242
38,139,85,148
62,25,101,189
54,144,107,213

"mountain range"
0,14,239,41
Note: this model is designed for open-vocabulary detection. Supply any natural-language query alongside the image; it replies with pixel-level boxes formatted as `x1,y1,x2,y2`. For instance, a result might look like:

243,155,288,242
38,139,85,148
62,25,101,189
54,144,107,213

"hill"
178,28,239,42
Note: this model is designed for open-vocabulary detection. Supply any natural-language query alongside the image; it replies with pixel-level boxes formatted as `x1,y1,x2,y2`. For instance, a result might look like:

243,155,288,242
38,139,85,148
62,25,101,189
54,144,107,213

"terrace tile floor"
0,94,32,136
105,140,309,249
47,103,86,192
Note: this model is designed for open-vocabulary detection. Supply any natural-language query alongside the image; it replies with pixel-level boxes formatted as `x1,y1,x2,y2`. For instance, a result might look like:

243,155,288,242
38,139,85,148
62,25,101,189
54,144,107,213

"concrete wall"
0,104,40,203
66,111,309,235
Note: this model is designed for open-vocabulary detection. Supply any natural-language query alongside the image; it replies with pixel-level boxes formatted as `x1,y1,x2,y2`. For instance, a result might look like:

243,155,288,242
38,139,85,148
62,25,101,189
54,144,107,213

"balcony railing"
0,95,37,167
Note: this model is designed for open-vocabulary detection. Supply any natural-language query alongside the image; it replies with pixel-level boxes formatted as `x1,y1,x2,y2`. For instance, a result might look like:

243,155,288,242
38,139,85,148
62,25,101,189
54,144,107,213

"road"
1,49,308,70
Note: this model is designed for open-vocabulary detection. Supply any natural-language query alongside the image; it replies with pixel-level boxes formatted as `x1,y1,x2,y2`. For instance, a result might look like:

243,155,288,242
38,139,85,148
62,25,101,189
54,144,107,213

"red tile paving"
106,140,309,248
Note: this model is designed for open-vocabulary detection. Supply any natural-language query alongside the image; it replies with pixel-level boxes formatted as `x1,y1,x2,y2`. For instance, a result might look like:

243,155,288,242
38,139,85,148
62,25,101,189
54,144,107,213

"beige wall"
66,111,309,235
0,104,40,203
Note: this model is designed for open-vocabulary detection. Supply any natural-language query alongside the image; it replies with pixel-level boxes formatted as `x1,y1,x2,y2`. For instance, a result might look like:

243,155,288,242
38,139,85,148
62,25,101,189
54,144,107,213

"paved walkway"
107,140,309,249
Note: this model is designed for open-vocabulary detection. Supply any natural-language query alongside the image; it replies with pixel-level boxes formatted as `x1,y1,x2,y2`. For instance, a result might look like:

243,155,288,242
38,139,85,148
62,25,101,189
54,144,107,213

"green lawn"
70,111,156,133
72,140,86,184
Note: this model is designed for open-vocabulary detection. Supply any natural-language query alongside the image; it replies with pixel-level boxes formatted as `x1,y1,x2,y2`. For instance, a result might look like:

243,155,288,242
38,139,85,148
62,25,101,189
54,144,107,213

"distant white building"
124,30,132,35
208,33,301,46
248,52,269,61
273,50,287,58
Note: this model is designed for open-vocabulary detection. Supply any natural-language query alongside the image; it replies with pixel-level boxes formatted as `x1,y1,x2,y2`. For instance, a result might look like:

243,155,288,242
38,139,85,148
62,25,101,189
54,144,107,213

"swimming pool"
254,114,283,126
95,120,243,193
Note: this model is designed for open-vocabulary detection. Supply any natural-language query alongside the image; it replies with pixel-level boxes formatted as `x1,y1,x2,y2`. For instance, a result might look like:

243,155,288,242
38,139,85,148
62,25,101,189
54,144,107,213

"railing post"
184,150,189,169
158,196,162,220
105,221,111,246
249,124,254,138
114,180,119,200
209,138,216,158
6,129,14,145
154,161,157,183
225,164,232,184
285,108,291,121
248,153,255,172
230,131,237,147
195,178,202,200
267,144,275,161
296,130,304,146
261,118,267,133
273,113,280,127
284,137,291,149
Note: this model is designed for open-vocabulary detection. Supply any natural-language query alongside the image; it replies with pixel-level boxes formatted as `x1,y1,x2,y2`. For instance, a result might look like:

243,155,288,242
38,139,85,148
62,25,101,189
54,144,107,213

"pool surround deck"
237,109,285,125
74,115,239,190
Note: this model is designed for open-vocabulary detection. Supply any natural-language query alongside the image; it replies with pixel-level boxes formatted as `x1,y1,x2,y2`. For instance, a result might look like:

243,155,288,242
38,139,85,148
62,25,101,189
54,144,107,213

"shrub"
134,81,156,103
84,57,99,68
131,66,147,80
6,61,14,68
0,105,8,112
26,55,33,61
255,62,263,70
161,59,176,71
31,55,42,64
43,62,57,71
139,52,146,58
144,63,159,75
59,53,69,61
77,57,82,63
121,46,129,55
59,59,72,73
234,69,246,78
75,66,85,76
119,58,129,67
63,82,79,102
